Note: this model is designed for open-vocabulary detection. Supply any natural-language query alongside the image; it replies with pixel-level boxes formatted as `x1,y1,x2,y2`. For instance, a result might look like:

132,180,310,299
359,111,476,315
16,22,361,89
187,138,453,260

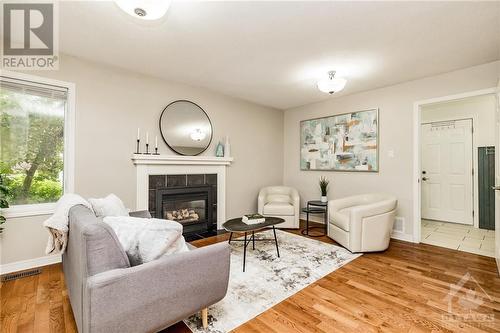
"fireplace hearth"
149,174,218,239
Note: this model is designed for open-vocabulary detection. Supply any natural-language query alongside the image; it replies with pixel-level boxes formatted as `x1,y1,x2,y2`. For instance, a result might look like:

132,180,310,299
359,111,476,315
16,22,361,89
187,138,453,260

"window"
0,73,74,215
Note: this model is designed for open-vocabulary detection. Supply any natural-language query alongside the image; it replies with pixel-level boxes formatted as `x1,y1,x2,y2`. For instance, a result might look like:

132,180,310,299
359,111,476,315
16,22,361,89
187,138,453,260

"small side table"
301,200,328,237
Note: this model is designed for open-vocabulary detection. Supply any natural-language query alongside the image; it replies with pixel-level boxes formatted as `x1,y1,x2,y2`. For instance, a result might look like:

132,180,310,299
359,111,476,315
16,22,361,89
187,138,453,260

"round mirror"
159,100,213,156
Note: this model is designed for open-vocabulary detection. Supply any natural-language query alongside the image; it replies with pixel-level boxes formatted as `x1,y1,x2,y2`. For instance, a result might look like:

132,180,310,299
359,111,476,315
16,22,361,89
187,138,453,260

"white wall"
284,61,500,240
2,57,499,269
421,94,496,146
1,54,284,266
421,95,496,228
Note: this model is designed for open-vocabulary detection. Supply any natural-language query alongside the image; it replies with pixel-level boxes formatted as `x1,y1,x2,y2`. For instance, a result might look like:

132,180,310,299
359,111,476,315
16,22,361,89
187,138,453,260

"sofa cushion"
266,194,292,203
263,202,294,216
330,208,351,231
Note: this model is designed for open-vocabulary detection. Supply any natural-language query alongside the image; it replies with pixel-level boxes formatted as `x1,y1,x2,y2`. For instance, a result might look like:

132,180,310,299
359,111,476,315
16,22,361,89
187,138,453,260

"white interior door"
421,119,473,225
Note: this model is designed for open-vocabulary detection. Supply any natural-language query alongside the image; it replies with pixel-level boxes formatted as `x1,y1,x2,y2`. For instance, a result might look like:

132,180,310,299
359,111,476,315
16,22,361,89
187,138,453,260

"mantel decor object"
144,132,151,154
216,142,224,157
136,128,141,154
153,136,160,155
224,136,231,158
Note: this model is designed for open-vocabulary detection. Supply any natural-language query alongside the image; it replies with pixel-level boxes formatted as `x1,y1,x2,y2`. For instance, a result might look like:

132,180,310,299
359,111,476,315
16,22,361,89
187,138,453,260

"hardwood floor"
1,221,499,332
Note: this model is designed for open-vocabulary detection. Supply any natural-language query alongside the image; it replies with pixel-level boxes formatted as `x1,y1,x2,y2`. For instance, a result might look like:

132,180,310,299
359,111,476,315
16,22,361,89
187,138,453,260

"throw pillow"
89,193,129,217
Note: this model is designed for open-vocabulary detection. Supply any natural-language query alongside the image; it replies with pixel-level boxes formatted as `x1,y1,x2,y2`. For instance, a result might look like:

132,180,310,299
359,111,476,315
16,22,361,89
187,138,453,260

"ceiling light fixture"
317,71,347,95
190,129,206,142
115,0,171,20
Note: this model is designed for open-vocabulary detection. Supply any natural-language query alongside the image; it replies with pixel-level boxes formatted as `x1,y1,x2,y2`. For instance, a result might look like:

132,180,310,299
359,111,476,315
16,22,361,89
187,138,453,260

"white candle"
146,132,149,144
155,136,158,148
137,128,140,140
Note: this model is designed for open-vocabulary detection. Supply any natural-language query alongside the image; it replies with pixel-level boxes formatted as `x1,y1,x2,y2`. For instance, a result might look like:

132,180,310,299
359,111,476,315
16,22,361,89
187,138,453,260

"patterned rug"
184,229,361,333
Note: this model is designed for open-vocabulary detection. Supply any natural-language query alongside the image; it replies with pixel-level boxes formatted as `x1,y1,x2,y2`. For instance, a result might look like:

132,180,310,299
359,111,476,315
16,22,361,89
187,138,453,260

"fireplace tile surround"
148,174,217,227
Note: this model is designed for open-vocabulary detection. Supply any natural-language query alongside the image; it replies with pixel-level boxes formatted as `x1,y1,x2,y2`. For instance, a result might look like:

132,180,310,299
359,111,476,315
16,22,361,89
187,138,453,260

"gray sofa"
63,205,230,333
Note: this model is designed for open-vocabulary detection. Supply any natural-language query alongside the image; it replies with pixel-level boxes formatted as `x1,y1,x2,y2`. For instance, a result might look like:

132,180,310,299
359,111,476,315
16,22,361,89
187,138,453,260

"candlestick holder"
145,143,151,154
135,139,140,154
153,147,159,155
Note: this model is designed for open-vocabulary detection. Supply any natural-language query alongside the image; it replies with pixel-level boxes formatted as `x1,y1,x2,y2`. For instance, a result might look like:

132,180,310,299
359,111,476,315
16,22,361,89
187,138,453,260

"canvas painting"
300,109,378,171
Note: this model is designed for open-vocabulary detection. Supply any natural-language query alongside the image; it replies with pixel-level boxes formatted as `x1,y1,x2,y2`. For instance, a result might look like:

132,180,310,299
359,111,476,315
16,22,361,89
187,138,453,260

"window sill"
1,203,56,219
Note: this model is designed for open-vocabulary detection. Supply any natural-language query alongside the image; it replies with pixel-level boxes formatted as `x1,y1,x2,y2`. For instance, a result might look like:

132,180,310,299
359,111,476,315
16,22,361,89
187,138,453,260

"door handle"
422,177,428,181
491,185,500,191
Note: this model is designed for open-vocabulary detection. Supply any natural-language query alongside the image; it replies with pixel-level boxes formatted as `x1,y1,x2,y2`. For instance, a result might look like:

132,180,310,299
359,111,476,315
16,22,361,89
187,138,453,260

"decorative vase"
224,136,231,157
321,196,327,203
216,142,224,157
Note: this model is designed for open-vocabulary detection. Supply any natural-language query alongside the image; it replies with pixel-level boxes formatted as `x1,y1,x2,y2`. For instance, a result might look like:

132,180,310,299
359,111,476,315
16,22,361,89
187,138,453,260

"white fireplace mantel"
132,154,234,166
132,154,233,229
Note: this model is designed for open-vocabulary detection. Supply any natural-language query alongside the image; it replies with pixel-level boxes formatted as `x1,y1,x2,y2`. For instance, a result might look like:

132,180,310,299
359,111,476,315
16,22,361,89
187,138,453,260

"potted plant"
319,176,329,203
0,174,9,233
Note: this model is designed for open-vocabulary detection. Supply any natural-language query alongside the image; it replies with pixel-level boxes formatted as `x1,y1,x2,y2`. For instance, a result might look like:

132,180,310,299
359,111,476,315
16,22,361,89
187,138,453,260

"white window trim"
1,70,75,219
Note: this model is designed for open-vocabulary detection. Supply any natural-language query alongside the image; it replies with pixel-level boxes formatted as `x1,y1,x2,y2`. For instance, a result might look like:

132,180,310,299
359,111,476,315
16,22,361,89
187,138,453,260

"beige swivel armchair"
258,186,300,229
327,193,398,252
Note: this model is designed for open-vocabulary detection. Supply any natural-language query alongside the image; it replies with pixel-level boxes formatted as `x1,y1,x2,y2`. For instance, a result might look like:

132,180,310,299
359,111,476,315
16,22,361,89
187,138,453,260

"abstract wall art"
300,109,379,172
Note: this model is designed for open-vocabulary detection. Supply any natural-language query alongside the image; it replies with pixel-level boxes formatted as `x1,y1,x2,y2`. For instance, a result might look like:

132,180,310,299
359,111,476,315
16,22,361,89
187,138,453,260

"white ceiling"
58,1,500,109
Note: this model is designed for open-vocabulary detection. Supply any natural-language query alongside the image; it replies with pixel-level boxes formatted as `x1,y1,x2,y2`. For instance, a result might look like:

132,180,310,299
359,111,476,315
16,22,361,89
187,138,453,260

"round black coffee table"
223,217,284,272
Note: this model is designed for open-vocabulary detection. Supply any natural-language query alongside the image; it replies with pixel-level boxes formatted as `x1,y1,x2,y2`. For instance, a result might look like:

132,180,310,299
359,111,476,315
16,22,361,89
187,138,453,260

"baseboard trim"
0,255,62,275
496,257,500,276
391,231,414,243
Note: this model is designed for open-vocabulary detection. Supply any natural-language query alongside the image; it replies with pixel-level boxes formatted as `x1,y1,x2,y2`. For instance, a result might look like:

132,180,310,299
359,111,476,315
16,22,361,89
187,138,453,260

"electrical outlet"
393,216,405,232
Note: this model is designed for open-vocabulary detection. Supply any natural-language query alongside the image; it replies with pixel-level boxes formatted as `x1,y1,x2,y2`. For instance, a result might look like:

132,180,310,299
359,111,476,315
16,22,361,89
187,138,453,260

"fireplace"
156,186,213,235
148,174,217,238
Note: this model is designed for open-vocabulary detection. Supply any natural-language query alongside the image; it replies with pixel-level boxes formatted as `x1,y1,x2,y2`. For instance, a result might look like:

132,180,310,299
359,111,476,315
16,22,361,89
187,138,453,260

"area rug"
184,229,361,333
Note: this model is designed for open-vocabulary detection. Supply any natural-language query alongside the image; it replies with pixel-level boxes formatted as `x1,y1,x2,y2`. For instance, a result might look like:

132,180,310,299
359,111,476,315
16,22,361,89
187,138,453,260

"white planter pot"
321,196,327,203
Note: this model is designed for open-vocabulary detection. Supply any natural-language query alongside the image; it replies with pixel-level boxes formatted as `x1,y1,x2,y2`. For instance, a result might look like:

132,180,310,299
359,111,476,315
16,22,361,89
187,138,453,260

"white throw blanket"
43,193,94,254
103,216,189,266
43,194,188,264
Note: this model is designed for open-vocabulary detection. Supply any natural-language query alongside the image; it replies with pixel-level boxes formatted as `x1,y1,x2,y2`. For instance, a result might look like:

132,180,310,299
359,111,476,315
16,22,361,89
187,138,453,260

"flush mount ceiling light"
115,0,171,20
317,71,347,95
190,129,206,142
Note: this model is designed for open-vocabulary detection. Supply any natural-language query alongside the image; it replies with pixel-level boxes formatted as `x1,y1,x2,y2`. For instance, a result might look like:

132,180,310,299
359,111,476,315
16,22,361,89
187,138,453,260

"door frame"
412,88,497,243
420,118,474,226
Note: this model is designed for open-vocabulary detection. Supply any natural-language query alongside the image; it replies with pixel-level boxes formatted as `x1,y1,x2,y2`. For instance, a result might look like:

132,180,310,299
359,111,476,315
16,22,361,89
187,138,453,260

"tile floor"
421,219,495,257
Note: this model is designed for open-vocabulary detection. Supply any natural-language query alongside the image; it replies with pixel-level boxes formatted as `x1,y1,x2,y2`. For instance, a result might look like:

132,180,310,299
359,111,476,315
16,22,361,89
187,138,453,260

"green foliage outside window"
0,87,65,206
0,174,8,233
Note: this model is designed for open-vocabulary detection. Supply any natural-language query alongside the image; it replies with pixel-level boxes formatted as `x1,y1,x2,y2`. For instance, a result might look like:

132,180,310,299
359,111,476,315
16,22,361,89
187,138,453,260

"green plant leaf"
0,198,9,208
0,184,8,195
319,176,330,196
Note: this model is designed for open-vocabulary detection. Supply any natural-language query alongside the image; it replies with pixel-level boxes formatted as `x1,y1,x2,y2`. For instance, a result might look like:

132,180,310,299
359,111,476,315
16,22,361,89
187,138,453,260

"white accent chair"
327,193,398,252
258,186,300,229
